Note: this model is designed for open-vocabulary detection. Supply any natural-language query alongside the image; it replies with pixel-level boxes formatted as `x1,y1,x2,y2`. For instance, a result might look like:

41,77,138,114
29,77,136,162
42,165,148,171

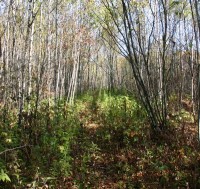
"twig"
0,145,31,155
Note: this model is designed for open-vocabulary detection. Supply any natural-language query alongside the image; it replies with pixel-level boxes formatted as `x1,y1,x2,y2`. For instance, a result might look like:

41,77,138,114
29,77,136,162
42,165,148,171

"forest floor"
56,96,200,189
1,93,200,188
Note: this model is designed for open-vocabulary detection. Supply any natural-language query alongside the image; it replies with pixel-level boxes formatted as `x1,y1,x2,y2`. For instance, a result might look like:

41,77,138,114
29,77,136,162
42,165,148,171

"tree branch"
0,145,31,155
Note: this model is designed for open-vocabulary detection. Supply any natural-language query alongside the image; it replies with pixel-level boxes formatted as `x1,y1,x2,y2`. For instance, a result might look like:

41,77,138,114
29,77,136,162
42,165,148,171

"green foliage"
0,92,199,188
169,0,191,17
96,94,146,147
0,169,11,182
178,109,194,123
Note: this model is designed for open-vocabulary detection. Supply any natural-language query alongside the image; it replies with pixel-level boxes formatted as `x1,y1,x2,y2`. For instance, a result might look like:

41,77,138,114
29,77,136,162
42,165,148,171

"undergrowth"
0,91,200,188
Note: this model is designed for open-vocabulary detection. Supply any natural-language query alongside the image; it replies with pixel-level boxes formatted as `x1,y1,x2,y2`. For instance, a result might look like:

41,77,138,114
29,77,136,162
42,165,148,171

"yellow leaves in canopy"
129,0,148,8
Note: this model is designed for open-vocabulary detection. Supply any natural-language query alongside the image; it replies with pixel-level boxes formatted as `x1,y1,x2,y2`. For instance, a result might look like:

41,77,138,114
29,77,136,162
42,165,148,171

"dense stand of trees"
0,0,199,130
0,0,133,125
94,0,200,130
